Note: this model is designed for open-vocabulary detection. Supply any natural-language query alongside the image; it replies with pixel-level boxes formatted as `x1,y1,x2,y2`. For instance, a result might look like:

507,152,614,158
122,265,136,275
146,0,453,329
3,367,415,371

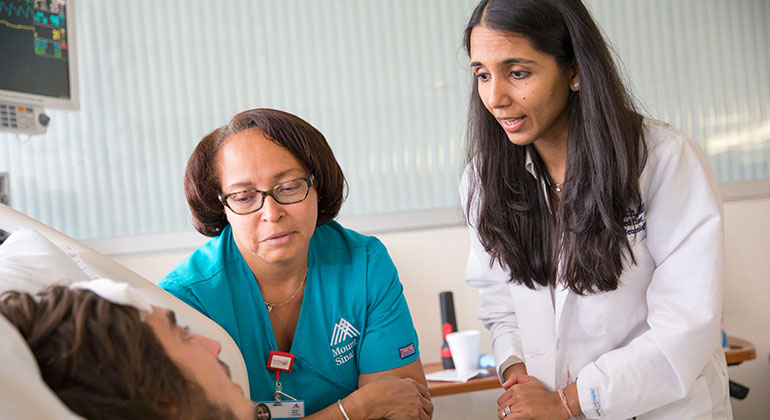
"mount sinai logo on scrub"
330,317,359,366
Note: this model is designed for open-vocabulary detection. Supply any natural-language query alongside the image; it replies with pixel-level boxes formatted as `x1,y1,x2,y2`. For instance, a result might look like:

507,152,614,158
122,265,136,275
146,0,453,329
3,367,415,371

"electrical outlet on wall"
0,172,9,206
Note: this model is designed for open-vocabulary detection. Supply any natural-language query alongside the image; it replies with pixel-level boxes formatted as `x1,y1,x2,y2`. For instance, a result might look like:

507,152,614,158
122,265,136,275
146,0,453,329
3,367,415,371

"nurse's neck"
248,255,309,293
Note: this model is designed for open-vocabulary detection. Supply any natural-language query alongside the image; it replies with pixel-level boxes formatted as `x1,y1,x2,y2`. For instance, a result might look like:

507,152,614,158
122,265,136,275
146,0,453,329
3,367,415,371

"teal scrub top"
159,221,420,414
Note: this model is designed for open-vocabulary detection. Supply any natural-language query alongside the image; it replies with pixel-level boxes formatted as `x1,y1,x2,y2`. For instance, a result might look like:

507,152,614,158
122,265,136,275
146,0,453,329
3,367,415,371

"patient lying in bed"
0,212,259,419
1,285,250,420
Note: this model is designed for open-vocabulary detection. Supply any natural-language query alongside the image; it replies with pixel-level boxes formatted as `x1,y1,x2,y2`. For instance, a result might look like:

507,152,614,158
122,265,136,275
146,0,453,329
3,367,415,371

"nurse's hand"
355,374,433,419
496,375,567,420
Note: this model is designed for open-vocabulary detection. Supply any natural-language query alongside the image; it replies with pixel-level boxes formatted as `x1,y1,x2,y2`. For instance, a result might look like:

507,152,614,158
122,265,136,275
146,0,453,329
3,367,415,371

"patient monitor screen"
0,0,71,100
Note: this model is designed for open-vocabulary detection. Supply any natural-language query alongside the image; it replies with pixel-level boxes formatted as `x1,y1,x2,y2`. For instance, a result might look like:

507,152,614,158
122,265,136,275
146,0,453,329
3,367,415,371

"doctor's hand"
497,376,569,420
352,374,433,420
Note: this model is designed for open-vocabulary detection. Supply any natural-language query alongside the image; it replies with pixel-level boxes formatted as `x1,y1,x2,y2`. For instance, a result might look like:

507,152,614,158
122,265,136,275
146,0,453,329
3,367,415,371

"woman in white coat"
460,0,732,419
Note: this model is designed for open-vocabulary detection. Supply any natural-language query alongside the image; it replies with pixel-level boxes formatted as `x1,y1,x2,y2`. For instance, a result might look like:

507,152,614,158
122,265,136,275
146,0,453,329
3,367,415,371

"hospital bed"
0,203,249,419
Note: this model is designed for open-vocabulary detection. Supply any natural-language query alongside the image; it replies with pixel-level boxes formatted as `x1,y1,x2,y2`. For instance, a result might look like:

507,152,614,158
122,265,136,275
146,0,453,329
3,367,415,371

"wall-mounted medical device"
0,0,79,135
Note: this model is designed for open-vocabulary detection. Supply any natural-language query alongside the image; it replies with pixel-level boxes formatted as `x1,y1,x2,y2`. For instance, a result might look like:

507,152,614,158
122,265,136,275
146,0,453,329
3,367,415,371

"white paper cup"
445,330,481,376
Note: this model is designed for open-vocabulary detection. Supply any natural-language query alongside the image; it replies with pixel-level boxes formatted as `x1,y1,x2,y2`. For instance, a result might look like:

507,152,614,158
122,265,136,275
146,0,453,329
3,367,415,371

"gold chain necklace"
264,273,306,313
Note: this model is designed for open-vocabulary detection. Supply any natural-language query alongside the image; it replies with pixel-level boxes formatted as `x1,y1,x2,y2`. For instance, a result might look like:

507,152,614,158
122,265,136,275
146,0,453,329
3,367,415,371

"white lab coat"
462,120,732,419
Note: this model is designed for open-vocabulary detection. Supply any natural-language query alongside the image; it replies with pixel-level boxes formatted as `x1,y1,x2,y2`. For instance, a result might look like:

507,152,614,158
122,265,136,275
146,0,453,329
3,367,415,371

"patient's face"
145,307,256,420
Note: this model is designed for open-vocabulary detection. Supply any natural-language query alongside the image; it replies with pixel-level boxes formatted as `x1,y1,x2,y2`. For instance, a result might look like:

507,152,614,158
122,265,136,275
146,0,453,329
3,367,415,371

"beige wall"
113,197,770,419
721,197,770,419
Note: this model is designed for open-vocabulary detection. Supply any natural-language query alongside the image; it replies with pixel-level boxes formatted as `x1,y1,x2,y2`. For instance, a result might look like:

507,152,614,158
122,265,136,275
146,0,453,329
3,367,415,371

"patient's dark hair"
0,286,236,420
185,108,347,237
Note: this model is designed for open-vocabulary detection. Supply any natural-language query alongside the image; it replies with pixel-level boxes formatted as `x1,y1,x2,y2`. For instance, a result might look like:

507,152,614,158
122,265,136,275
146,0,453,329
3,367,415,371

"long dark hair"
463,0,647,294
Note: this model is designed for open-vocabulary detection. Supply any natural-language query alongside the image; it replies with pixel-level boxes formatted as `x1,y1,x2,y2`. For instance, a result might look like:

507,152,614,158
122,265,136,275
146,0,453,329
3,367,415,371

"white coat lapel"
554,241,571,333
554,284,571,332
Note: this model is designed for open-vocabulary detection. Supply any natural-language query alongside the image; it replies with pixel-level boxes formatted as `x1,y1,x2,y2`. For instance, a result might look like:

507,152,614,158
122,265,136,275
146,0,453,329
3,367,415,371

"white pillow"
0,229,88,419
0,314,84,420
0,229,90,295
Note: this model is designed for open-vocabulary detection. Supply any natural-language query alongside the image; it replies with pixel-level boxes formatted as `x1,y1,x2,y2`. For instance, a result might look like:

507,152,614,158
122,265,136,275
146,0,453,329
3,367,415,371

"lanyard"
267,350,298,401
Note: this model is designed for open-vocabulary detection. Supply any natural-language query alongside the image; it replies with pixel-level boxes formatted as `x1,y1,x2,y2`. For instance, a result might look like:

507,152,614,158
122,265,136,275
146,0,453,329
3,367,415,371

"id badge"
255,400,305,419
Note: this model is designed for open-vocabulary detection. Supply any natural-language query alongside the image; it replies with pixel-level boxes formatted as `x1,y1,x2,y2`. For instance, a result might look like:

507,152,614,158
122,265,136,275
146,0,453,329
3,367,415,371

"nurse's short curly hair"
185,108,347,237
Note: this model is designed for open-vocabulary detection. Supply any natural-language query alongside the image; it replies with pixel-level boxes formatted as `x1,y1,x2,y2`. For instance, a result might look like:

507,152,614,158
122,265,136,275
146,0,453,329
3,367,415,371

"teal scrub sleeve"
356,239,420,373
159,276,209,317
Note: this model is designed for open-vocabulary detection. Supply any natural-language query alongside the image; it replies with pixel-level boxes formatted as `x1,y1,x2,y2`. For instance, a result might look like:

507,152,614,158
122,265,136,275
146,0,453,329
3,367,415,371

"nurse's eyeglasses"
218,175,314,215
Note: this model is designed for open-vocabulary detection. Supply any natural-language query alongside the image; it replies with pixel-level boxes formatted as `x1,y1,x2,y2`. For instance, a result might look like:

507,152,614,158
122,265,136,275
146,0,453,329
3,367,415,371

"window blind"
0,0,767,243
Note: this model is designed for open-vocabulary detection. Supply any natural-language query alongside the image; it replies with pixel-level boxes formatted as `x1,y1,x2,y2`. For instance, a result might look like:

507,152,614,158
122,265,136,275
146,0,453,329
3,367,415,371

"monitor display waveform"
0,18,34,32
0,1,34,18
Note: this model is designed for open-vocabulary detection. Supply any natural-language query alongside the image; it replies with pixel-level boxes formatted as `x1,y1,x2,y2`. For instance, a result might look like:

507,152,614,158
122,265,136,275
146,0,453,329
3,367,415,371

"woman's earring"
573,81,580,90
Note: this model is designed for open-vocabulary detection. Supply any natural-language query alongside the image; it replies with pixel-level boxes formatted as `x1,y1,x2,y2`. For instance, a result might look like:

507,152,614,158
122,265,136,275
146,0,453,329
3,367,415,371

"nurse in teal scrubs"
160,108,433,419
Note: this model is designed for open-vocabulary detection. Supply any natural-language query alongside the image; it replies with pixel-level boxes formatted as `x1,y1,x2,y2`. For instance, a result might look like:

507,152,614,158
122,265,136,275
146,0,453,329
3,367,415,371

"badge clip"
267,350,296,401
267,350,295,372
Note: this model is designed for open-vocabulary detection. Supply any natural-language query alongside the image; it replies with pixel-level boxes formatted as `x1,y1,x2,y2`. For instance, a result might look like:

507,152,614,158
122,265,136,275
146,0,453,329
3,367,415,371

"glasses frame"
218,175,315,215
